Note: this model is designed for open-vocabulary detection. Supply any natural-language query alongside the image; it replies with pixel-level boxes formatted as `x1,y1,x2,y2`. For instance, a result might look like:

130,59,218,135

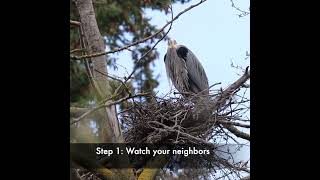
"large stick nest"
118,71,250,176
119,91,250,175
122,94,216,144
121,69,250,145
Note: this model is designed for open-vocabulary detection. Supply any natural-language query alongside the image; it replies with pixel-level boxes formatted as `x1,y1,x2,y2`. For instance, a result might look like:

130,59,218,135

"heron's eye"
176,47,188,61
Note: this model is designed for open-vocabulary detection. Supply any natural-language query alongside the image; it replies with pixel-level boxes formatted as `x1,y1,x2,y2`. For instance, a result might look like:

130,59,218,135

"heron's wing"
164,48,189,93
176,45,209,93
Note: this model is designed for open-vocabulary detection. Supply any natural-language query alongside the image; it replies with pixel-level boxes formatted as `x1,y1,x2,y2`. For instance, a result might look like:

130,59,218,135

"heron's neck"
168,44,177,49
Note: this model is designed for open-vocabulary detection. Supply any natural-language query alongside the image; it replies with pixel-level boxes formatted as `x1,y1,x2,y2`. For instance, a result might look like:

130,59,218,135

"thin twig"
94,68,131,95
122,4,175,85
230,0,250,17
70,49,85,54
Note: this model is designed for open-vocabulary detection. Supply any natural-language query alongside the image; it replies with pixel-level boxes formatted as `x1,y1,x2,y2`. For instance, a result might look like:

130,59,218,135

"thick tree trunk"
74,0,122,143
73,0,133,179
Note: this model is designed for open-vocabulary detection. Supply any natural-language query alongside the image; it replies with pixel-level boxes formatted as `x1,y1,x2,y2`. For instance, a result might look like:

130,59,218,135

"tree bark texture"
75,0,122,143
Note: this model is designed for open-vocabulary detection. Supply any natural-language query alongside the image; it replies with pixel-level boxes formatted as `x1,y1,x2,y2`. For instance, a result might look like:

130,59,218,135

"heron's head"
168,39,177,49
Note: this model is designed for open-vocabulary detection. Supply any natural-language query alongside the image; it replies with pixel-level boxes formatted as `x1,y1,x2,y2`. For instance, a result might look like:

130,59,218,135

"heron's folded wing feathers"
177,45,209,93
165,48,189,93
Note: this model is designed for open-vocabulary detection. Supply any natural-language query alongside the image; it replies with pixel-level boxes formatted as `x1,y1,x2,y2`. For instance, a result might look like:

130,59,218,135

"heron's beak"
168,39,177,49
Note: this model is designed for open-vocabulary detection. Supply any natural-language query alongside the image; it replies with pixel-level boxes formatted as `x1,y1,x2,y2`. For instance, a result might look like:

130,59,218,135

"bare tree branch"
70,0,207,60
123,4,174,85
216,120,250,128
70,48,85,54
204,67,250,141
230,0,250,17
223,124,250,141
94,68,131,95
70,93,149,125
70,20,81,26
241,175,250,180
212,67,250,108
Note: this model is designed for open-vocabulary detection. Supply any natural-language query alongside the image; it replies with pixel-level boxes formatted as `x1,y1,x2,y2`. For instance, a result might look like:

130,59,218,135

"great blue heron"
164,39,209,97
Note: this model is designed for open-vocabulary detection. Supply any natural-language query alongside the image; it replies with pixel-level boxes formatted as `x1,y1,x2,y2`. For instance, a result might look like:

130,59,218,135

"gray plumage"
164,40,209,97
